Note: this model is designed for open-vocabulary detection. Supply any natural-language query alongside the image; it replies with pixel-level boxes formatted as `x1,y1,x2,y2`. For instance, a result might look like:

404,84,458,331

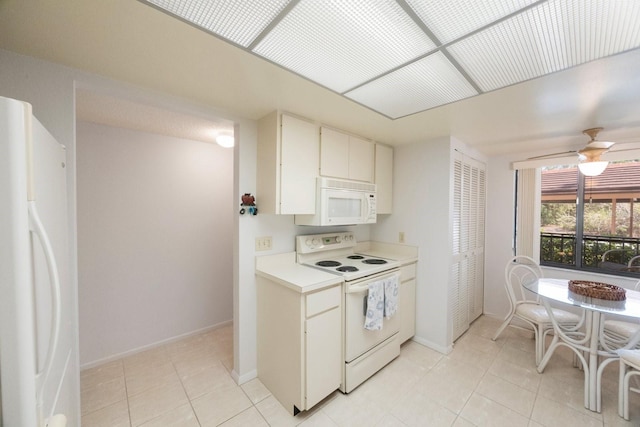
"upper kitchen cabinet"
320,127,374,183
257,112,319,215
375,143,393,214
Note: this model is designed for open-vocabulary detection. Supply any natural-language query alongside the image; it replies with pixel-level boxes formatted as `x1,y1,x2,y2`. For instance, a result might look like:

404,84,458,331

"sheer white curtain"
515,168,541,259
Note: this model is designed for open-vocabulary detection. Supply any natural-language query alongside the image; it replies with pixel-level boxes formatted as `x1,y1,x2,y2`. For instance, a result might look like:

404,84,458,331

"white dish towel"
364,280,385,331
384,274,400,318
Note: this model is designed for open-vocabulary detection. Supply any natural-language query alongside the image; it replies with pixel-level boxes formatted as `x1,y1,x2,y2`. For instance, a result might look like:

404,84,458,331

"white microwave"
295,177,377,226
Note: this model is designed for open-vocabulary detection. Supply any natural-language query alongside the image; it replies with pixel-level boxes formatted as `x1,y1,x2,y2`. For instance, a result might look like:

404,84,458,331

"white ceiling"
142,0,640,119
1,0,640,157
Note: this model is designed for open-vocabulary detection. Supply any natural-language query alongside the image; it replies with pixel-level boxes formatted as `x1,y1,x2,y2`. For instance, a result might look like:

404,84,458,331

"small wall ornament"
240,193,257,215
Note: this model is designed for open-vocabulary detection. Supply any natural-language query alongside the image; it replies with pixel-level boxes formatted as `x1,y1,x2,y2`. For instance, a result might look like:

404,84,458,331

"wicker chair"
492,255,583,366
618,349,640,420
596,280,640,412
600,249,638,272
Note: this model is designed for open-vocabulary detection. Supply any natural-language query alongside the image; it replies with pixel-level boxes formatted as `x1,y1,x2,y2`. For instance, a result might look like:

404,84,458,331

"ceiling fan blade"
527,150,577,160
607,147,640,153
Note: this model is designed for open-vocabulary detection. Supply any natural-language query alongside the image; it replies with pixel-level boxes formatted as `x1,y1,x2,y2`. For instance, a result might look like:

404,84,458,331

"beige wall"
76,122,234,366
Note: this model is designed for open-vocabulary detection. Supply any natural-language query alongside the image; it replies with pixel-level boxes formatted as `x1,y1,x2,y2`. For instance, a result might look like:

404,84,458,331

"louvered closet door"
451,152,486,341
468,162,486,322
451,153,468,340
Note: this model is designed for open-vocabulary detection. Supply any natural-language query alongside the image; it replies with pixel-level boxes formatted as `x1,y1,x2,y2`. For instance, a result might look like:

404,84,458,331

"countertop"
255,241,418,294
255,252,343,294
356,241,419,266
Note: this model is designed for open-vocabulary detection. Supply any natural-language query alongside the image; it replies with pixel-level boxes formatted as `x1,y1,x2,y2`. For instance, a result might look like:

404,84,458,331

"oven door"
344,270,400,363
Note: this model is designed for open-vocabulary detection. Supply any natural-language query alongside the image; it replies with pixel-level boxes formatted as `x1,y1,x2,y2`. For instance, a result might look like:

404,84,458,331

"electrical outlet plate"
256,236,272,251
399,232,405,244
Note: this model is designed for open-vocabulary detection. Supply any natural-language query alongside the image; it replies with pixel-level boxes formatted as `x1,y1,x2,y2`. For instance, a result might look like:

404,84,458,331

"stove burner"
362,259,388,265
337,266,359,272
316,260,341,267
347,255,365,260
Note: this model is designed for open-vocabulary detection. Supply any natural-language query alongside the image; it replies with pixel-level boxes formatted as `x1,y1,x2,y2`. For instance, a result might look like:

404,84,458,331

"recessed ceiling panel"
145,0,290,47
448,0,640,92
345,52,479,119
141,0,640,118
405,0,538,44
252,0,437,93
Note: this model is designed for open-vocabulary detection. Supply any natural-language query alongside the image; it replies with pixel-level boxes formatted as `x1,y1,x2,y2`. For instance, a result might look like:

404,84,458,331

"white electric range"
296,232,401,393
296,232,400,280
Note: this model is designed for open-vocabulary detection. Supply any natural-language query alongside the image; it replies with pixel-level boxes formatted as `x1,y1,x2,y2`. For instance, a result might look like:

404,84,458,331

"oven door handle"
346,282,371,294
346,283,371,316
363,295,368,317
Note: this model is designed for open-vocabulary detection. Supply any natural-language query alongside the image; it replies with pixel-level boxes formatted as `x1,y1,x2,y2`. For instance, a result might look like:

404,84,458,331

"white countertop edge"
256,269,343,293
255,252,343,294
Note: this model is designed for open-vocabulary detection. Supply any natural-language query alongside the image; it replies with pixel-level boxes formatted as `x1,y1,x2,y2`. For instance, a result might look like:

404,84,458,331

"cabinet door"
348,136,374,182
375,143,393,214
280,114,319,214
399,279,416,343
305,307,341,409
320,127,349,179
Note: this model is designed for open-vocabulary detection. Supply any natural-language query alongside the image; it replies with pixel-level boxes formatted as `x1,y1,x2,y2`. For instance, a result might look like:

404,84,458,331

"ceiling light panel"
252,0,437,93
345,52,479,119
405,0,538,44
144,0,290,47
447,0,640,92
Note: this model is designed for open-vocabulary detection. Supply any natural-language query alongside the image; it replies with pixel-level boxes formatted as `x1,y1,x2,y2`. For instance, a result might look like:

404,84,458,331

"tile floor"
80,316,640,426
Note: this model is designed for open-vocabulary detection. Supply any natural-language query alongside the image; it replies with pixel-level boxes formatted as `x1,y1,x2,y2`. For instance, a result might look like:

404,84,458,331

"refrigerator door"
0,96,79,426
0,97,38,426
31,115,76,426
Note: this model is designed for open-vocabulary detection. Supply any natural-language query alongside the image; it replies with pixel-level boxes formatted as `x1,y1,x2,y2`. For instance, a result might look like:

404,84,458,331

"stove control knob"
305,238,312,247
312,238,319,246
335,235,342,243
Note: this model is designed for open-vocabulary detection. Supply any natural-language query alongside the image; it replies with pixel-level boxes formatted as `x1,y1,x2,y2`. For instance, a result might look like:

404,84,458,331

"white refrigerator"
0,96,79,426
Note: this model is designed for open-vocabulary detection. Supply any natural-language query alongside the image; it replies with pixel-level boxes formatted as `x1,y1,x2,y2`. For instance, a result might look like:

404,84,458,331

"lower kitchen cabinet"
305,303,341,408
399,262,417,343
257,277,342,415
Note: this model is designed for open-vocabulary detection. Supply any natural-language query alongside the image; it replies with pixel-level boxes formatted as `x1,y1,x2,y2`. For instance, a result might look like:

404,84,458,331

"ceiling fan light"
578,160,608,176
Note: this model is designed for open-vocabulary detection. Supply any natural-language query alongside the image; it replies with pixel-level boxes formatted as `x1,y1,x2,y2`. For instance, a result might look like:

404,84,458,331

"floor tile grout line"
171,355,204,427
122,360,133,427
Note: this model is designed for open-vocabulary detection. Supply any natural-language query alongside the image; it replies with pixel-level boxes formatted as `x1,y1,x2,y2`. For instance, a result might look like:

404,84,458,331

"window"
539,161,640,276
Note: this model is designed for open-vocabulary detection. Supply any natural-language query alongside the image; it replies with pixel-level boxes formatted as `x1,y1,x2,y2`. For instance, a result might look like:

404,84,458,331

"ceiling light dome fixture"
577,127,614,177
216,134,235,148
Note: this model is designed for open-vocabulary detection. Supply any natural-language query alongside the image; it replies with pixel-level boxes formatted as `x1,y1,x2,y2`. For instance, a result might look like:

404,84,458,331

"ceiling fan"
528,127,615,176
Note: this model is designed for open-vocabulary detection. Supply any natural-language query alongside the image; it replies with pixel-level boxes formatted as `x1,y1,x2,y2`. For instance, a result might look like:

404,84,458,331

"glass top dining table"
524,278,640,318
524,278,640,412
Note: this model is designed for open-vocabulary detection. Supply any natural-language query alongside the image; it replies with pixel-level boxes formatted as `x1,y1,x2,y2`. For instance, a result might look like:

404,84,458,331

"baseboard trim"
232,368,257,385
80,319,233,370
410,335,453,355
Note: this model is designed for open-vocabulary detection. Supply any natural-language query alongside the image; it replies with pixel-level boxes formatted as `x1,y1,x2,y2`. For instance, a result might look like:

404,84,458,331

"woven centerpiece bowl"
568,280,626,301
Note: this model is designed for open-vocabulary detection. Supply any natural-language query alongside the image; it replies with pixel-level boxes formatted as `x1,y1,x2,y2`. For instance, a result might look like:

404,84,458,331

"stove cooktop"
306,253,398,281
296,232,400,281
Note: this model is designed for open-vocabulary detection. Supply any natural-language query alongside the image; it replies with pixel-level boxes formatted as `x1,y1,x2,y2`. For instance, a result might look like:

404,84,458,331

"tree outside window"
540,161,640,275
